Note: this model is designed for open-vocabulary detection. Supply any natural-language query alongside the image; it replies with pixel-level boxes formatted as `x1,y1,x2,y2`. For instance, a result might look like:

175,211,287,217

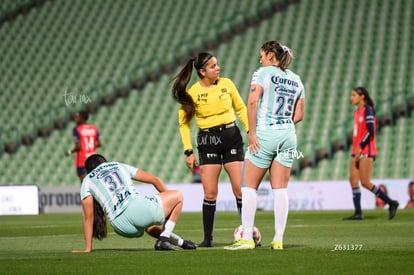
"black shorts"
76,167,87,176
197,122,244,165
351,154,376,161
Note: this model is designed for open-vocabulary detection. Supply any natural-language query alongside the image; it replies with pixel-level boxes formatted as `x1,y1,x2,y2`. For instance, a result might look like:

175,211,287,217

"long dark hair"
354,86,375,114
261,41,293,71
172,52,214,123
92,198,107,240
85,154,108,240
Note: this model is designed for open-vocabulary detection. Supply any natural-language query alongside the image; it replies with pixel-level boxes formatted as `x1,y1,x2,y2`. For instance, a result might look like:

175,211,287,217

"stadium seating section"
0,0,413,186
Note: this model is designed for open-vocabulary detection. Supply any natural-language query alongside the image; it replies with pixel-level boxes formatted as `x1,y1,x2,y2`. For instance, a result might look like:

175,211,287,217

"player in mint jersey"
72,154,196,252
343,87,399,220
225,41,305,251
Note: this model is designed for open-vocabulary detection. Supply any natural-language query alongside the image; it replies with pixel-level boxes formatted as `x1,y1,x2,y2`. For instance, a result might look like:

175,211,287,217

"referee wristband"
184,149,193,157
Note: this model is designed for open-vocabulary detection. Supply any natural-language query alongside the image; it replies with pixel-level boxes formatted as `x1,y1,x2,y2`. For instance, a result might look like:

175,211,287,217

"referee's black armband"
184,149,193,156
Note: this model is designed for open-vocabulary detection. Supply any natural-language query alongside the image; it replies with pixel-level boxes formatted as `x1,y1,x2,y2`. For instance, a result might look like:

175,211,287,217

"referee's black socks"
202,199,216,241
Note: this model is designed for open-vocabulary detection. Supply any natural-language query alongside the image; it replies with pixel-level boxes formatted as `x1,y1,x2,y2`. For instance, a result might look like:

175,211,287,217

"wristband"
184,149,193,156
67,149,72,155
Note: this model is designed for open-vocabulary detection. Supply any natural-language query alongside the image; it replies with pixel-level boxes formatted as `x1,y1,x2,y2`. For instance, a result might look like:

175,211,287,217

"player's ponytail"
172,52,214,123
355,87,375,114
261,41,293,71
83,154,108,240
92,198,107,240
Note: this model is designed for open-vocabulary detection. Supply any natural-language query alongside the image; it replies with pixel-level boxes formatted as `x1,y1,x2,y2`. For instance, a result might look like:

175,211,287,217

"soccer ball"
233,225,262,246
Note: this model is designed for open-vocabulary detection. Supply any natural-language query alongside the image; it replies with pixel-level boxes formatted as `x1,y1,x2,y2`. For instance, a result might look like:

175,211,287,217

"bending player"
72,154,196,252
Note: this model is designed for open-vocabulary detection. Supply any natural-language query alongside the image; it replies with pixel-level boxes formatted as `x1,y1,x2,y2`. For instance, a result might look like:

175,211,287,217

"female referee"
172,52,249,247
343,87,399,220
225,41,305,250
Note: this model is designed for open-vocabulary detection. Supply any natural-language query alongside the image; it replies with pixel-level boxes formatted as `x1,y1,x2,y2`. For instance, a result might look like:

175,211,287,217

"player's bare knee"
349,177,359,187
173,190,183,203
361,181,373,190
204,194,217,201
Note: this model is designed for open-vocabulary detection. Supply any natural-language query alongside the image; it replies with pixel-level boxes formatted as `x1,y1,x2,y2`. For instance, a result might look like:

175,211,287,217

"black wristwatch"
184,149,193,156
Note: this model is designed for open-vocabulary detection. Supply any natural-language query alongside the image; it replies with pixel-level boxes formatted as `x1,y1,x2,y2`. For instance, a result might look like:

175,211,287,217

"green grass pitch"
0,210,413,274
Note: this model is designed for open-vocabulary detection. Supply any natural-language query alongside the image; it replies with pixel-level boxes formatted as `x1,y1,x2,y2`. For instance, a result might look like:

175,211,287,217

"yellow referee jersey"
178,78,248,151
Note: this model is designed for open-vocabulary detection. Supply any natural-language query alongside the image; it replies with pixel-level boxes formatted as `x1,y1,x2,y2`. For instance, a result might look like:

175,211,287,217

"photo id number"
331,244,363,251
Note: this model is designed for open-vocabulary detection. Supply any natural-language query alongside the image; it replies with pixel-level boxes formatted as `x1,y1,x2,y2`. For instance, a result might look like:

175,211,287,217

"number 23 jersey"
251,65,305,130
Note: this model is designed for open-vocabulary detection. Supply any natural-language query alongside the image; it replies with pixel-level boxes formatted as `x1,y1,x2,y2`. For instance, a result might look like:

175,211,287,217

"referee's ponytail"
172,52,214,123
355,87,375,114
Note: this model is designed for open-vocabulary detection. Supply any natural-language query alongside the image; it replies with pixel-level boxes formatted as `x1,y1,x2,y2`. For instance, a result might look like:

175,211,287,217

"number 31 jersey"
81,162,139,221
250,65,305,131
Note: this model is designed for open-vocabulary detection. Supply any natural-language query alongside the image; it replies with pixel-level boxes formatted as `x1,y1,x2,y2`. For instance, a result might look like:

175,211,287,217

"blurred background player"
225,41,305,251
171,52,249,247
72,154,196,252
192,165,201,183
344,87,399,220
64,110,102,182
405,181,414,209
